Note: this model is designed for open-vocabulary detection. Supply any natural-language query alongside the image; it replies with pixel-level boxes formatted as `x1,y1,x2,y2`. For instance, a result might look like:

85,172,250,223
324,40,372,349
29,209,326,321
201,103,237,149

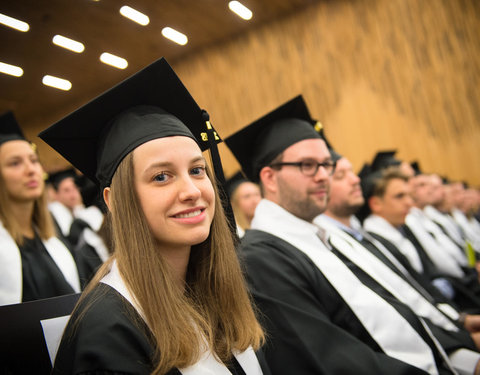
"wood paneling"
26,0,480,185
173,0,480,185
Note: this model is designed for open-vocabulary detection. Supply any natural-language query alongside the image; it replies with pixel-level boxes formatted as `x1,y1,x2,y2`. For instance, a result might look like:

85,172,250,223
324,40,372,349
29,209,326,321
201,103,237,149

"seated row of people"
1,57,480,374
225,95,480,374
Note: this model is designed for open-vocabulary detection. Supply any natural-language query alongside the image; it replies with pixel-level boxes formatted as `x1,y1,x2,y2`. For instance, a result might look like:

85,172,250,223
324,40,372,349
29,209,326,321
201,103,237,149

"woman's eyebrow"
143,156,206,174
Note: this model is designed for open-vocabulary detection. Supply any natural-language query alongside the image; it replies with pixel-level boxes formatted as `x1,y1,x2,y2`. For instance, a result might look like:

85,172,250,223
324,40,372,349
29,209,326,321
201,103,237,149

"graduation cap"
312,120,342,163
357,163,372,180
225,95,324,183
356,169,384,223
39,58,222,190
225,171,248,198
410,161,422,176
370,150,401,173
47,167,78,190
0,111,26,146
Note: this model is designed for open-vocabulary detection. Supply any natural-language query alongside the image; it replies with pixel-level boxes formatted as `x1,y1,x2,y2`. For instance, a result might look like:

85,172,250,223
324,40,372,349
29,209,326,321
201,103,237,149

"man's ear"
369,195,382,214
259,166,277,196
103,187,111,211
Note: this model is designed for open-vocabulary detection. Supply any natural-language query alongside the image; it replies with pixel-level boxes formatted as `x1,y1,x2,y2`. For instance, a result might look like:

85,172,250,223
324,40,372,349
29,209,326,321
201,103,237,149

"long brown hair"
0,141,55,244
85,151,264,374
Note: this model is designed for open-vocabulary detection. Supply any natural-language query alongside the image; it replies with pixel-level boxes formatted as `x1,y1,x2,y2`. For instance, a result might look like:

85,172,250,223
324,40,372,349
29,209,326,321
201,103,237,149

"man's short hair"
371,167,409,199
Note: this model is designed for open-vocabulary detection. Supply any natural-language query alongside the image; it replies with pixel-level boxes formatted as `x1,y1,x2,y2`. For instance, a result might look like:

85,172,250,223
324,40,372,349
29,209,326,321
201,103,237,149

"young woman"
227,172,261,237
0,112,81,305
40,58,267,375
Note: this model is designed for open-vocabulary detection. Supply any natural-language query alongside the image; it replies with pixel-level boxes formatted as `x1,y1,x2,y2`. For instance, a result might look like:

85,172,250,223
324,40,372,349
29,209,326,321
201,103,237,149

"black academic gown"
53,283,270,375
240,229,445,375
19,235,76,302
330,245,477,356
401,225,480,311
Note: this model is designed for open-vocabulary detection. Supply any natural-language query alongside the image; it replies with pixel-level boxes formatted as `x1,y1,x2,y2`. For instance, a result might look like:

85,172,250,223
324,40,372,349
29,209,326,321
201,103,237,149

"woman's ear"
103,187,111,211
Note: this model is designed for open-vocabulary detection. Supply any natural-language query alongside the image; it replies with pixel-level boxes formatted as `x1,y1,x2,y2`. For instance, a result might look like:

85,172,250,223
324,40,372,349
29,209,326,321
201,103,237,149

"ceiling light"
228,1,252,20
42,75,72,91
0,12,30,32
52,35,85,53
119,6,149,26
161,27,188,46
100,52,128,69
0,62,23,77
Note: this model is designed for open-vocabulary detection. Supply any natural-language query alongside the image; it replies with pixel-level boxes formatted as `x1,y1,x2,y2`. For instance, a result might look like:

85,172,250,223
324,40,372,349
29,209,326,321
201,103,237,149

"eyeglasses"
270,160,337,176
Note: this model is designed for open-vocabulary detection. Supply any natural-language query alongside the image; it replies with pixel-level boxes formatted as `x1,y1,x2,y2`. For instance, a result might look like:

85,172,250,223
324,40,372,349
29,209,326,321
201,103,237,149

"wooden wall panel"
34,0,480,185
172,0,480,185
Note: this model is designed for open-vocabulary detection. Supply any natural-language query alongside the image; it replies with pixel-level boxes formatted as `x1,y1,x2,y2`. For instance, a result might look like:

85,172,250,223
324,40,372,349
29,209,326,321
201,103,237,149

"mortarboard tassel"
201,110,239,242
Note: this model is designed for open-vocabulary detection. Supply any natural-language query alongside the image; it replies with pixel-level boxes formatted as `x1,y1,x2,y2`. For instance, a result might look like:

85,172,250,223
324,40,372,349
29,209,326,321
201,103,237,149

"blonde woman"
41,58,267,375
0,112,80,305
227,172,261,237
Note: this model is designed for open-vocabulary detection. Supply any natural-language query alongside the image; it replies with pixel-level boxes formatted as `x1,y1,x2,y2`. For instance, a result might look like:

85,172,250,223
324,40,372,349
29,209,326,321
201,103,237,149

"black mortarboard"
370,150,401,172
225,95,323,183
0,112,26,146
410,161,422,176
357,163,372,180
39,58,222,189
47,167,78,190
225,171,248,198
356,168,383,223
312,120,342,162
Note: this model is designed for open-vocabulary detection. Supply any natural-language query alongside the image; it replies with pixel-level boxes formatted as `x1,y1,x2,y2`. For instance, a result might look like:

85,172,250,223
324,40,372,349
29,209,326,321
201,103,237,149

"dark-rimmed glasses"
270,160,337,176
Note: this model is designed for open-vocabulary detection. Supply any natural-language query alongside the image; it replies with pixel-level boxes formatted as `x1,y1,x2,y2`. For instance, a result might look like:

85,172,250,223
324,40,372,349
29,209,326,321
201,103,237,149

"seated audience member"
451,182,480,254
48,168,109,285
226,171,261,237
362,167,480,311
407,170,469,277
40,58,268,375
48,168,104,245
226,95,456,374
423,175,468,251
314,157,480,374
0,111,81,305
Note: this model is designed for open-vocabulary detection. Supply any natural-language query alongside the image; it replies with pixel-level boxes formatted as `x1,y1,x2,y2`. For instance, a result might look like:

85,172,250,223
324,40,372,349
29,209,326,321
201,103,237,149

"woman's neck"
10,200,35,238
159,245,191,288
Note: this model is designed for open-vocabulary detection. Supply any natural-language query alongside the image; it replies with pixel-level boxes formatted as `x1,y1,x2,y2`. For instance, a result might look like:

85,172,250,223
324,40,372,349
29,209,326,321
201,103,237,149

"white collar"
364,214,424,273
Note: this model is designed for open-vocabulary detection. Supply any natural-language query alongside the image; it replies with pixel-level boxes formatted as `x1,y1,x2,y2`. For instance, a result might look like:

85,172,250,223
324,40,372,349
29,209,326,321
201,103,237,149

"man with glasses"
226,96,456,375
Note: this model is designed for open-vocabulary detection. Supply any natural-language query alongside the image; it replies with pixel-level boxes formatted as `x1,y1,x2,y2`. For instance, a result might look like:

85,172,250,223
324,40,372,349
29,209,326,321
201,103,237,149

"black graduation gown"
401,225,480,311
52,213,104,289
19,235,75,302
53,283,270,375
73,241,104,288
240,229,440,375
330,246,477,356
366,231,455,306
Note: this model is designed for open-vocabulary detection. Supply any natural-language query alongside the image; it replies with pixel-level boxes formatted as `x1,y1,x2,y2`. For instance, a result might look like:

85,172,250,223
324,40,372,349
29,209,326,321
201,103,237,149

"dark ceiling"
0,0,318,129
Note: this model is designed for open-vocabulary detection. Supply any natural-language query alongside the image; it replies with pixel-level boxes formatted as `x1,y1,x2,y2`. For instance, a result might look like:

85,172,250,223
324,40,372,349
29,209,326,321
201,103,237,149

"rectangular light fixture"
161,27,188,46
42,75,72,91
100,52,128,69
0,62,23,77
228,1,252,20
0,12,29,32
52,35,85,53
119,6,149,26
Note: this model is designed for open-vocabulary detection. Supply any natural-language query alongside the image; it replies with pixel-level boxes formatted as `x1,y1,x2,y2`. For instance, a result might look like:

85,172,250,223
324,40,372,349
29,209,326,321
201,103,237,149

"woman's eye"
153,173,169,182
190,166,206,176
